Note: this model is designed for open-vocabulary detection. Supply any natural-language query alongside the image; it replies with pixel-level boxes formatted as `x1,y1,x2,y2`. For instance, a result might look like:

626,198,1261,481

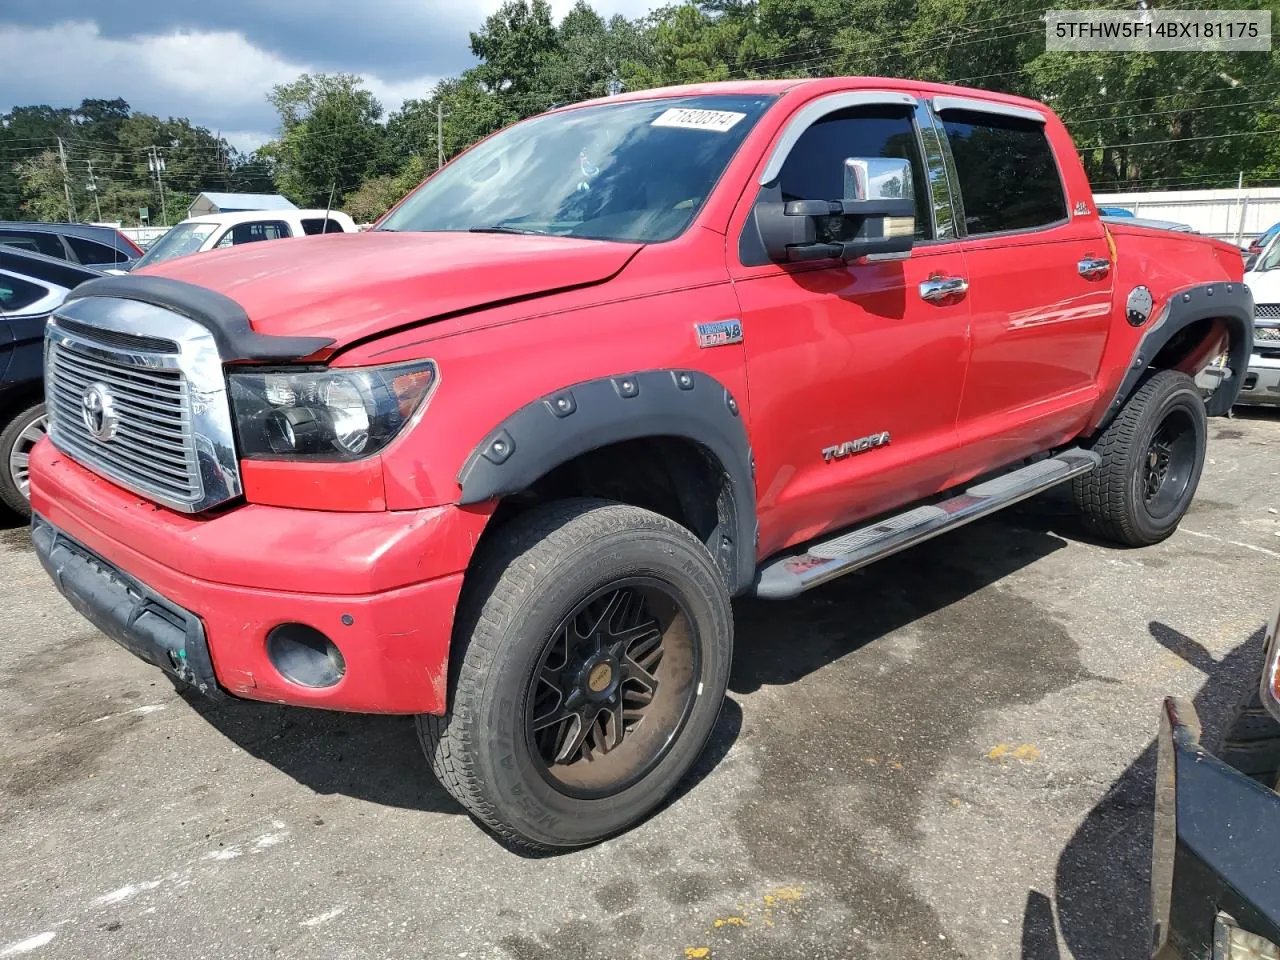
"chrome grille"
47,340,200,504
45,296,243,513
1256,324,1280,343
52,317,179,354
1255,303,1280,319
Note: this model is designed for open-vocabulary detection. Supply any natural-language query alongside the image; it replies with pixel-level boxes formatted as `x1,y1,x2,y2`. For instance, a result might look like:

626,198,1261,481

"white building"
187,192,297,218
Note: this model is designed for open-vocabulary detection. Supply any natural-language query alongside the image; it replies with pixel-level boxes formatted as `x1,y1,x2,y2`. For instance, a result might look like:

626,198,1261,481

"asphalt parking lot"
3,413,1279,960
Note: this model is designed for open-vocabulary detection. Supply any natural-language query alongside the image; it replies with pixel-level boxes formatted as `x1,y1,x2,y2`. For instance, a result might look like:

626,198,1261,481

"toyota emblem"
81,383,119,442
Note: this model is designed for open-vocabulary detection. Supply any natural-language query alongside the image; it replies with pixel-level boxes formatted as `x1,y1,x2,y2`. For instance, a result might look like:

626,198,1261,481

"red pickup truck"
30,77,1252,850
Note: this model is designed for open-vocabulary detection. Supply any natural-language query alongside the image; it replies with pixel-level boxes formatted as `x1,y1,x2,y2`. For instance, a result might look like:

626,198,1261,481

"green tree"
344,155,429,222
0,97,244,225
264,74,387,206
13,150,70,221
0,105,77,220
627,3,755,87
545,4,654,101
468,0,563,120
386,77,508,170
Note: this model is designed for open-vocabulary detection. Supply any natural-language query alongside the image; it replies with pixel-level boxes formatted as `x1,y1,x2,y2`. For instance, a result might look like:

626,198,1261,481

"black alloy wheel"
1142,408,1198,520
526,578,700,799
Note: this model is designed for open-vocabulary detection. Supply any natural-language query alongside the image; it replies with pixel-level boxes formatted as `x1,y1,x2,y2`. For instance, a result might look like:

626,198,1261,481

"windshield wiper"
468,225,546,236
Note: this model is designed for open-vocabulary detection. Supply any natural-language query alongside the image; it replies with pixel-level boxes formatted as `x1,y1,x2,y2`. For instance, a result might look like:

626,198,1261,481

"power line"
1084,127,1280,151
1069,94,1280,126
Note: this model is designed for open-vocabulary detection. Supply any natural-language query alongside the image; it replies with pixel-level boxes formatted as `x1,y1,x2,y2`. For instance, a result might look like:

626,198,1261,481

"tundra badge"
694,319,743,348
823,432,891,462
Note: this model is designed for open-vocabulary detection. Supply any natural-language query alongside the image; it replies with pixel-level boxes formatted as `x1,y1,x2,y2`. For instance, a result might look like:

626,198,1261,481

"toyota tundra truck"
29,78,1253,851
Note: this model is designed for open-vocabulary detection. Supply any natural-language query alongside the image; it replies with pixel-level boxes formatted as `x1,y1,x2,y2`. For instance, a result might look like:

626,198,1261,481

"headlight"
228,360,437,460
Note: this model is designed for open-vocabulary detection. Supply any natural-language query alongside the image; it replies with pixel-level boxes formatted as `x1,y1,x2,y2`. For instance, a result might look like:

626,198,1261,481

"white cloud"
0,20,441,150
1,0,664,149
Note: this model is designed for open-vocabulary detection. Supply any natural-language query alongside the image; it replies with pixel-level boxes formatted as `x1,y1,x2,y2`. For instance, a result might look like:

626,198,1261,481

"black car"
1153,611,1280,959
0,221,141,271
0,247,100,515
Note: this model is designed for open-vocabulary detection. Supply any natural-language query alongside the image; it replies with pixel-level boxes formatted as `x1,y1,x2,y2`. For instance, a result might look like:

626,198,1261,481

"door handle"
1078,257,1111,279
919,276,969,303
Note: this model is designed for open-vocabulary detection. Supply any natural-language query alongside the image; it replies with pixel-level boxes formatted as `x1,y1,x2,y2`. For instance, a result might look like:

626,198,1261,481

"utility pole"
436,100,445,171
1235,170,1248,246
215,131,229,188
148,146,168,225
57,137,77,222
85,159,103,222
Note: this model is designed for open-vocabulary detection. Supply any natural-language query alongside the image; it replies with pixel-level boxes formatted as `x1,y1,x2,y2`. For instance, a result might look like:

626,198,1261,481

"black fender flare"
457,370,757,594
1097,280,1254,429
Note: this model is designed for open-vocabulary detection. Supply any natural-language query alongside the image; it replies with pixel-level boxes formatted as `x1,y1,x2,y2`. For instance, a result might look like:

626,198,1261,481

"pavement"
3,411,1280,960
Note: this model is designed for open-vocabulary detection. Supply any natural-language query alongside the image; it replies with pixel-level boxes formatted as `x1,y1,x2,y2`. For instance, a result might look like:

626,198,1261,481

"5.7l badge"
822,431,891,462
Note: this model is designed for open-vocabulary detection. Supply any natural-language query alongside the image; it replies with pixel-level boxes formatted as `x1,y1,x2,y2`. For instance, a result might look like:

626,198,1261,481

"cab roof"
569,76,1051,116
179,209,355,228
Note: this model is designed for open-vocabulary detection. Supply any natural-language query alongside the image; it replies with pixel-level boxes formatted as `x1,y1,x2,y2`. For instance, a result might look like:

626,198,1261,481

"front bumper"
1237,351,1280,406
30,439,476,714
33,517,224,698
1152,698,1280,959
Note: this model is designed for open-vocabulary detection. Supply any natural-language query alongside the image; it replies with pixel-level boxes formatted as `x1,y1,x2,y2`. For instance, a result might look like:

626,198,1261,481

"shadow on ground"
730,491,1079,695
1028,621,1267,959
180,675,745,854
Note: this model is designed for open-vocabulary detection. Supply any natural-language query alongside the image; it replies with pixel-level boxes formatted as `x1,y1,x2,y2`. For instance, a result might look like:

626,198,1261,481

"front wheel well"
479,436,737,585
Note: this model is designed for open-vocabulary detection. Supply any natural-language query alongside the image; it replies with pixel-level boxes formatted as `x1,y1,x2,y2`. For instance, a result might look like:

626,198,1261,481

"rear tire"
0,402,46,518
1072,371,1207,546
417,498,733,851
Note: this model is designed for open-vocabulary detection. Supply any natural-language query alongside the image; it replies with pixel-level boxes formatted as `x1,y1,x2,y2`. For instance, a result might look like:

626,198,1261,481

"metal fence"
1092,188,1280,245
114,226,170,247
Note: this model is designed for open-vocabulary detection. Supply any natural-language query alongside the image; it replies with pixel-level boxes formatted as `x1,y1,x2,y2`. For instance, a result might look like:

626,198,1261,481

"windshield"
379,94,774,244
134,222,218,269
1256,237,1280,272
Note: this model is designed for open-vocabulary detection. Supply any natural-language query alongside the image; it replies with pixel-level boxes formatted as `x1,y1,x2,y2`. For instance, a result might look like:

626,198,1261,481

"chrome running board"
753,448,1100,599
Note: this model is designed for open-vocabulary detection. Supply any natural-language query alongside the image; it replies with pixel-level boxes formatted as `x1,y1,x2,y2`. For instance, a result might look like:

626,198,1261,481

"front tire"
418,499,733,851
0,402,46,518
1072,370,1207,546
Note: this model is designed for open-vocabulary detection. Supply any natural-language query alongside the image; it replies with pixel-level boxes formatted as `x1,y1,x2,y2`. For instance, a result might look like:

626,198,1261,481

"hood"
140,231,641,347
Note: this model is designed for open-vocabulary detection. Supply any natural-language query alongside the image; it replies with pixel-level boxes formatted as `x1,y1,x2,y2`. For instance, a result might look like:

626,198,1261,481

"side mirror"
754,157,916,263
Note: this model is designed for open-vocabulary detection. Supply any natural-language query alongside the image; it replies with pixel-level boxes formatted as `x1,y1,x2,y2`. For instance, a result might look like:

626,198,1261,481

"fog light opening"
267,623,346,689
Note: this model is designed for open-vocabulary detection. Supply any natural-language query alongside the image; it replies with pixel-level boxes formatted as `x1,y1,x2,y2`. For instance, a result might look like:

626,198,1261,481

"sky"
1,1,659,152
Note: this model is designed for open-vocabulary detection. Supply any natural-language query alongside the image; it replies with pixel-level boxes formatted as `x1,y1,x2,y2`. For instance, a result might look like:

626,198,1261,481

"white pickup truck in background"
121,209,357,273
1240,236,1280,405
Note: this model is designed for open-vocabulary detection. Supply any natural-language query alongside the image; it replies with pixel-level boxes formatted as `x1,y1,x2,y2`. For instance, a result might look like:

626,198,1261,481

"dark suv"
0,222,141,271
0,247,99,515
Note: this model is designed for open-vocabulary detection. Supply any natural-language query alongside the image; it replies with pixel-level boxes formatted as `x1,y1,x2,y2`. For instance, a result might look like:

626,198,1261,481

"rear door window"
0,231,66,259
215,221,293,247
301,218,344,235
0,273,49,313
939,110,1067,234
65,235,127,265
